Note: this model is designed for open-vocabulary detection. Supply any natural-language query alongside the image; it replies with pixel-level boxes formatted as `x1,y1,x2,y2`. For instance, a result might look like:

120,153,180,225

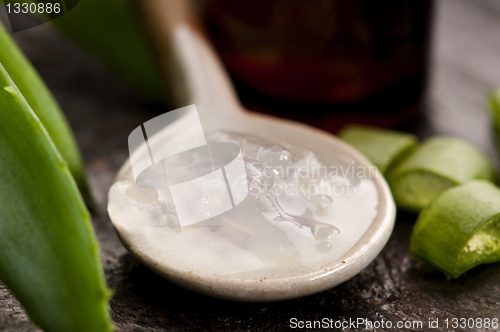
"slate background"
1,0,500,331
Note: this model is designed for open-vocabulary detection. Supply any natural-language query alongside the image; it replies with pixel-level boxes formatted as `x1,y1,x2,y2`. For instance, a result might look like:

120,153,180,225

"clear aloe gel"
108,131,379,279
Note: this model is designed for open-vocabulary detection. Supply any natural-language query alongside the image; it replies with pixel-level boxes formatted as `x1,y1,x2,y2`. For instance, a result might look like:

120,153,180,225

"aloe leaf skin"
0,63,111,331
0,21,90,199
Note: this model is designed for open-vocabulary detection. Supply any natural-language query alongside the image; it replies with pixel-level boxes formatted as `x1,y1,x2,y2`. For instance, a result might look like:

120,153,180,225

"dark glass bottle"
203,0,433,132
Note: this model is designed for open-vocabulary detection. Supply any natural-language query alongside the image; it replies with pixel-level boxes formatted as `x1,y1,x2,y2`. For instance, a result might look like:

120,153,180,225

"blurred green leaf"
489,88,500,122
0,62,111,331
489,88,500,160
45,0,164,100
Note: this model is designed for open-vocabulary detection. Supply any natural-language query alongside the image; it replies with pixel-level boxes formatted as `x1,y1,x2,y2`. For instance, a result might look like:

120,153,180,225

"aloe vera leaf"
339,124,418,175
41,0,164,100
388,137,497,212
0,21,90,198
0,63,111,331
410,180,500,279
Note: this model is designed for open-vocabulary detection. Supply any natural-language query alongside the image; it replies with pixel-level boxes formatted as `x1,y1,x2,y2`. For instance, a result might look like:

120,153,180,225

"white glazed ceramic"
107,0,396,302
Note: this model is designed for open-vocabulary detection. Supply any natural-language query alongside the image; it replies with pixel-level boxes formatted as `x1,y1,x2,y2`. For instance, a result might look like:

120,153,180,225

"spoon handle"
136,0,242,116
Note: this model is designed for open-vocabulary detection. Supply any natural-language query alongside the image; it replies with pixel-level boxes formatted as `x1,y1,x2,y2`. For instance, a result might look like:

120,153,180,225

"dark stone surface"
1,0,500,331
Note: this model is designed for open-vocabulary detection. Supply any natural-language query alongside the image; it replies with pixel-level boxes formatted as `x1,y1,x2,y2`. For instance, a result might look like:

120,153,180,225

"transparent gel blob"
108,131,379,280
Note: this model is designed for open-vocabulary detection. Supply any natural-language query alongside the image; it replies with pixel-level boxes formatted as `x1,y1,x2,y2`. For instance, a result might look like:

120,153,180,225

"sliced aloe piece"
0,21,90,198
339,124,418,175
0,64,111,331
388,137,497,212
410,180,500,279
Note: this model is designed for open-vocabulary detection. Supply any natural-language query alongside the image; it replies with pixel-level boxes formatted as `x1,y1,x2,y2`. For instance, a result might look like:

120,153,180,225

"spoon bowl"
107,0,396,301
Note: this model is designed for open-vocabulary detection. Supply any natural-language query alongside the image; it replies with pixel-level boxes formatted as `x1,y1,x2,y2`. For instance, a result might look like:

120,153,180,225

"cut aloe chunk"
339,124,418,175
388,137,497,212
410,180,500,279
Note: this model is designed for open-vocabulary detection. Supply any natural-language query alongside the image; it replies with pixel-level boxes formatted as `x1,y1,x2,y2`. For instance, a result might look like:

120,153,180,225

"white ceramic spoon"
107,0,396,302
